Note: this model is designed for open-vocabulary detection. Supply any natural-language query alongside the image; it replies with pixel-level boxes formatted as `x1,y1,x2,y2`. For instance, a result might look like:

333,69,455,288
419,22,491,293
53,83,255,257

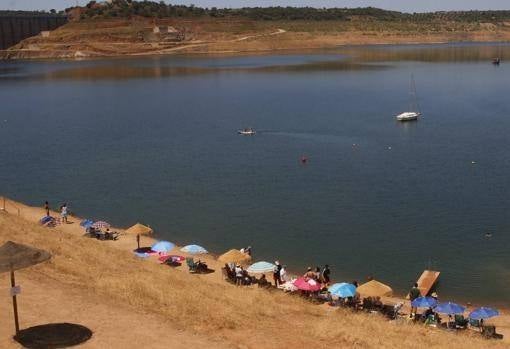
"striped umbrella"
91,221,110,229
246,261,276,274
180,244,208,254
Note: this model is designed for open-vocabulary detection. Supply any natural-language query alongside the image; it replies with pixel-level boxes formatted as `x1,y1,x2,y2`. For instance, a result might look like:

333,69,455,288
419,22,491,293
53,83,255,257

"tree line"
4,2,510,23
77,1,510,22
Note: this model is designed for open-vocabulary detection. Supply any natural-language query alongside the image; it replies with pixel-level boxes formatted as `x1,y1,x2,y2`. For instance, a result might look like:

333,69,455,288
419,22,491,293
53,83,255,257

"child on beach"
60,203,68,224
44,201,50,216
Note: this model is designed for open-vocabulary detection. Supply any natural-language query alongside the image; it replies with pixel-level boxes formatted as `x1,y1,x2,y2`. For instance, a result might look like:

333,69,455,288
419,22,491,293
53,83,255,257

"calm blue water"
1,43,510,305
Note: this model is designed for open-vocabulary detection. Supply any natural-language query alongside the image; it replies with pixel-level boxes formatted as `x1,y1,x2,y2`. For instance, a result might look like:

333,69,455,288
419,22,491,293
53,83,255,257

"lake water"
1,43,510,305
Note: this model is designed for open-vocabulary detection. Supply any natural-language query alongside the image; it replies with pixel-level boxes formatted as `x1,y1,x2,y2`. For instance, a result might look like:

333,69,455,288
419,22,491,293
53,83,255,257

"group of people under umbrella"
80,220,119,240
135,239,211,273
221,258,502,338
409,283,502,337
74,221,504,339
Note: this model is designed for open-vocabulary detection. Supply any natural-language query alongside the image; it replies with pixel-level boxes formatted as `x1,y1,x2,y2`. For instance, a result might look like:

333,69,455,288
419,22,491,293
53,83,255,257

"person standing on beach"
322,265,331,285
235,265,243,286
280,265,288,283
409,283,421,318
314,267,321,281
60,203,68,224
273,261,282,287
44,201,50,216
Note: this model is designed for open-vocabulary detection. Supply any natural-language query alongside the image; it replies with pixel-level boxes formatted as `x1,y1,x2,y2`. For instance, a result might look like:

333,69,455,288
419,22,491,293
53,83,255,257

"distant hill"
74,1,510,22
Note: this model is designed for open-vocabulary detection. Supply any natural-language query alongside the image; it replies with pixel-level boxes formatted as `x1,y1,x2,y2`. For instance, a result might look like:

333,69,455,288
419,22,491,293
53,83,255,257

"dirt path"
145,28,287,55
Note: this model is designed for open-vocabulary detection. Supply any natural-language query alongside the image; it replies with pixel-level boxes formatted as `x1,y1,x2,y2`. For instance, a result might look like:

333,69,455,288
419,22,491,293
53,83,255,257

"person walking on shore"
44,201,50,216
60,203,68,224
409,283,421,318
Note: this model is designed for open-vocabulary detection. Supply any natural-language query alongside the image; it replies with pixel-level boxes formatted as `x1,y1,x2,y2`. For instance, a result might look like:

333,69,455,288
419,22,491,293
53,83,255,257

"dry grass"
0,212,506,349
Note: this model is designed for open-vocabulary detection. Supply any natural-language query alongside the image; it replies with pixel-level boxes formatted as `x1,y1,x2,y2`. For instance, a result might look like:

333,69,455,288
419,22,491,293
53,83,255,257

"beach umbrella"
80,219,94,228
218,249,252,265
180,245,208,254
435,302,465,315
329,283,357,298
91,221,110,229
469,307,499,320
0,241,51,335
151,241,175,253
246,261,276,274
126,223,153,236
411,296,438,309
357,279,393,298
293,277,322,292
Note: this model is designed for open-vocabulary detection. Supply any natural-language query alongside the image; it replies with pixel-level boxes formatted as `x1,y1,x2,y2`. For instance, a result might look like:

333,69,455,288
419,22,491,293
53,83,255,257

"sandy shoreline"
1,195,509,344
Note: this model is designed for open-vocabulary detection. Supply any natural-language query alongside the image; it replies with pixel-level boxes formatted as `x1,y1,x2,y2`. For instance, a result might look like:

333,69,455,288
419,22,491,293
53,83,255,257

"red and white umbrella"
91,221,111,229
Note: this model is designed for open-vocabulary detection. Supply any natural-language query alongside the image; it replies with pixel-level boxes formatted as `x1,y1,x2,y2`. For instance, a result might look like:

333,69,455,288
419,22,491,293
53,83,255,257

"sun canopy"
91,221,110,229
435,302,465,315
218,249,251,264
356,280,393,298
126,223,153,236
329,283,357,298
151,241,175,253
247,261,275,274
0,241,51,273
411,296,438,309
293,277,321,292
180,245,208,254
469,307,499,320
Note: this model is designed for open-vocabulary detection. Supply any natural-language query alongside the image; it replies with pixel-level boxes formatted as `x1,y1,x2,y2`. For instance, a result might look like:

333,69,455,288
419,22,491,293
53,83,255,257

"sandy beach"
0,195,509,348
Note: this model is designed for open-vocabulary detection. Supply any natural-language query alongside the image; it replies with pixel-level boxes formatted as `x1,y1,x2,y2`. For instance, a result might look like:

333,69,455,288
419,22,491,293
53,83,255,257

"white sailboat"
396,76,421,122
238,127,256,135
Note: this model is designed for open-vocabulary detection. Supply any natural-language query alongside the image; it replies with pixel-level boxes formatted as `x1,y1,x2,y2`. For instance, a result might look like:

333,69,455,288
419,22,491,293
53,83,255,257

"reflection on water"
1,42,508,81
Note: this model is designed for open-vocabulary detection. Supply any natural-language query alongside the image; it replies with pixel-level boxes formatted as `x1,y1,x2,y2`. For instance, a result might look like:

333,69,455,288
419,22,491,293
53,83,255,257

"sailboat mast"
409,74,419,113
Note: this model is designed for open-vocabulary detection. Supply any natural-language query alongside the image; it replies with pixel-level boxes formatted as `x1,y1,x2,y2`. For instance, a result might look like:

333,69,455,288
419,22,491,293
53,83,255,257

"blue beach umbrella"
435,302,465,315
469,307,499,320
80,219,94,228
246,261,276,274
411,296,438,309
329,283,357,298
151,241,175,253
180,244,208,254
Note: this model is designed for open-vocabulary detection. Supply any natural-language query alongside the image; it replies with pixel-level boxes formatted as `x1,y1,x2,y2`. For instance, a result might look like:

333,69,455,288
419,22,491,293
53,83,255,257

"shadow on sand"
14,323,92,349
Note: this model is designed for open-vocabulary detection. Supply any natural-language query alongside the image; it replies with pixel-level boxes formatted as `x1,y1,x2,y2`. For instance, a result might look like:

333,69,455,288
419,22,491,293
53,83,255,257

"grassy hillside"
0,210,506,348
